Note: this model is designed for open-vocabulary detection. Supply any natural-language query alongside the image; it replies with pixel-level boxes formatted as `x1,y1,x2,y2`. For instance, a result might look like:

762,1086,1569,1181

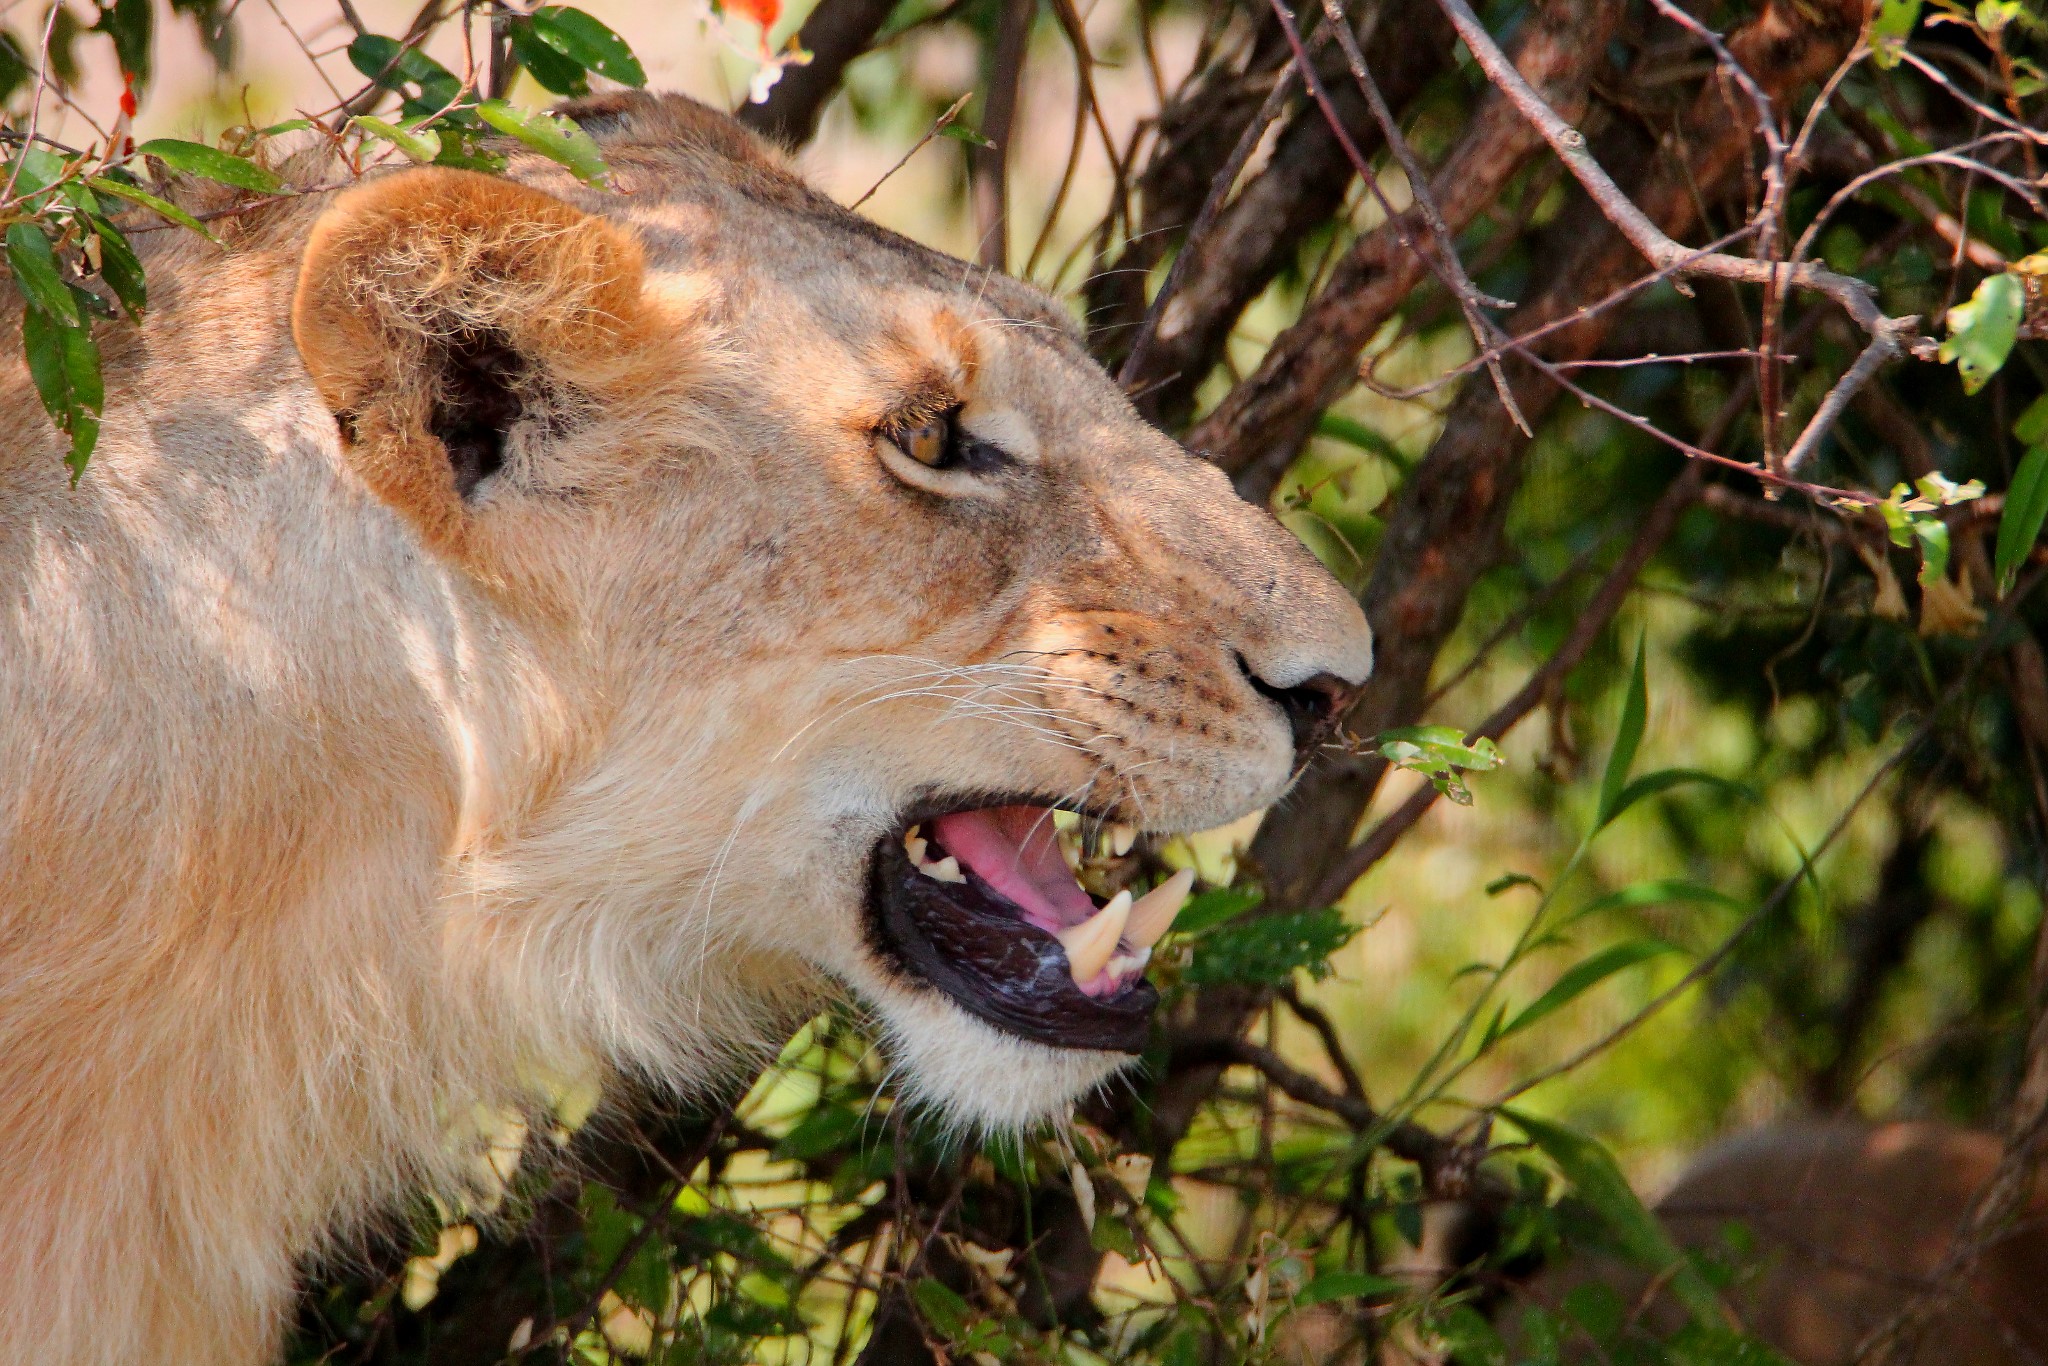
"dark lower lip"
863,828,1157,1054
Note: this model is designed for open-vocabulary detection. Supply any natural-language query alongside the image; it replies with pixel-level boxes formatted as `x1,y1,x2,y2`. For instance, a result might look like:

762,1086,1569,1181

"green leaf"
1436,1304,1509,1365
508,18,591,96
347,33,461,105
1170,884,1262,936
58,178,102,218
88,176,219,240
474,100,611,186
1602,768,1744,827
1315,413,1412,470
1486,872,1543,896
1877,488,1916,547
1977,0,2021,31
5,144,70,207
94,0,153,87
70,281,116,323
20,303,72,422
1476,998,1511,1052
1996,446,2048,593
1500,940,1674,1039
1597,636,1649,827
771,1105,864,1161
60,310,101,420
1089,1209,1143,1259
1913,471,1985,506
937,122,997,149
6,222,79,324
1294,1270,1403,1305
135,138,283,194
617,1242,671,1316
2016,394,2048,447
1562,1281,1626,1338
703,1293,795,1336
1912,514,1950,586
1377,725,1505,773
350,114,443,165
427,125,508,175
89,218,146,319
0,28,30,101
20,304,103,478
1507,1110,1723,1326
527,7,646,86
578,1184,638,1270
1376,725,1505,805
909,1278,970,1341
1871,0,1921,65
1184,906,1357,986
1567,877,1746,926
1939,271,2024,394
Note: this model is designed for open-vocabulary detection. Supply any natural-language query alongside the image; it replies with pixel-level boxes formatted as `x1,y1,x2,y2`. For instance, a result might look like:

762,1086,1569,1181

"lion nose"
1238,655,1351,764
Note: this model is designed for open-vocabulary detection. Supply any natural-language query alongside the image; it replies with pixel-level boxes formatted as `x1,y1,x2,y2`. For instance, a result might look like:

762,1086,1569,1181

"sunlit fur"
0,93,1371,1363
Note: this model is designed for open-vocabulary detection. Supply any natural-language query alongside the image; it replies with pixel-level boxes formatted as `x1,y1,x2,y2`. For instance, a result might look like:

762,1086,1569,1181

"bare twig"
1,4,63,207
1780,318,1919,478
1311,0,1527,432
1431,0,1914,346
1117,62,1298,386
849,93,972,212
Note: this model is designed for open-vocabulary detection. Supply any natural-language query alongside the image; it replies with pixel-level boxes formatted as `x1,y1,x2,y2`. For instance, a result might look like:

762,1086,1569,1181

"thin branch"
849,93,971,211
1312,0,1527,431
1175,1038,1509,1203
1430,0,1914,346
1118,62,1298,386
1,4,63,206
1780,318,1917,478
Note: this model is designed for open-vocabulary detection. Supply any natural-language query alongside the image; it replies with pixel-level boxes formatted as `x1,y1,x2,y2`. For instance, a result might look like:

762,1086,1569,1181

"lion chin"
0,92,1372,1363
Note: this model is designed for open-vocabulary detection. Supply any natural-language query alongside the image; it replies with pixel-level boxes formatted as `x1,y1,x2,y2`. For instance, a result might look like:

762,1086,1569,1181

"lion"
1522,1121,2048,1363
0,92,1372,1363
1283,1122,2048,1365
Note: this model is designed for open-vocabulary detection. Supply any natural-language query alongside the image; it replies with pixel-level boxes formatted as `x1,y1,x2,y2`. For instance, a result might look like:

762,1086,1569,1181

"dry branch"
1096,0,1453,425
1189,0,1621,497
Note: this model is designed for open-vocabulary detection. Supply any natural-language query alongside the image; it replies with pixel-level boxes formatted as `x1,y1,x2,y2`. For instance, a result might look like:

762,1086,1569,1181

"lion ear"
291,167,650,555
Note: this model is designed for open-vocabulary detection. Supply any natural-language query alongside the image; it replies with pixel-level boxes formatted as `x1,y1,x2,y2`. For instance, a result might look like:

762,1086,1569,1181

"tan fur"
292,169,663,558
0,94,1371,1363
1525,1122,2048,1363
1283,1123,2048,1366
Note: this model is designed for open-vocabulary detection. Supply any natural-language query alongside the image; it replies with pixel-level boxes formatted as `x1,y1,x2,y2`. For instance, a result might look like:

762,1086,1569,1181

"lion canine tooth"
1104,947,1152,978
1058,890,1130,984
904,827,929,865
1123,869,1194,949
927,855,965,884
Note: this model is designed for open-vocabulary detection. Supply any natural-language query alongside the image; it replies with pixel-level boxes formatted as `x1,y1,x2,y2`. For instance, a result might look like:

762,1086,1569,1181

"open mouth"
864,803,1196,1053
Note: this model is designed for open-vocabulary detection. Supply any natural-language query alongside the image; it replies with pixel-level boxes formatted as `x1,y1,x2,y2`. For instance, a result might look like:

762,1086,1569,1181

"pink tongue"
929,806,1098,934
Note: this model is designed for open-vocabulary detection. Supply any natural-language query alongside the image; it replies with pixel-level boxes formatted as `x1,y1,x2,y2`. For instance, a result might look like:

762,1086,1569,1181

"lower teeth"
1104,948,1151,978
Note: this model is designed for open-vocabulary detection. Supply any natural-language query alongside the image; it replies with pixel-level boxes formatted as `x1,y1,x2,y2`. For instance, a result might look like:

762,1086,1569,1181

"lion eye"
890,413,957,469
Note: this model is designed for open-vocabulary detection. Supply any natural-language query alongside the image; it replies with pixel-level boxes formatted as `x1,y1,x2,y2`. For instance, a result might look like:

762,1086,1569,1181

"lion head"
283,92,1373,1130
